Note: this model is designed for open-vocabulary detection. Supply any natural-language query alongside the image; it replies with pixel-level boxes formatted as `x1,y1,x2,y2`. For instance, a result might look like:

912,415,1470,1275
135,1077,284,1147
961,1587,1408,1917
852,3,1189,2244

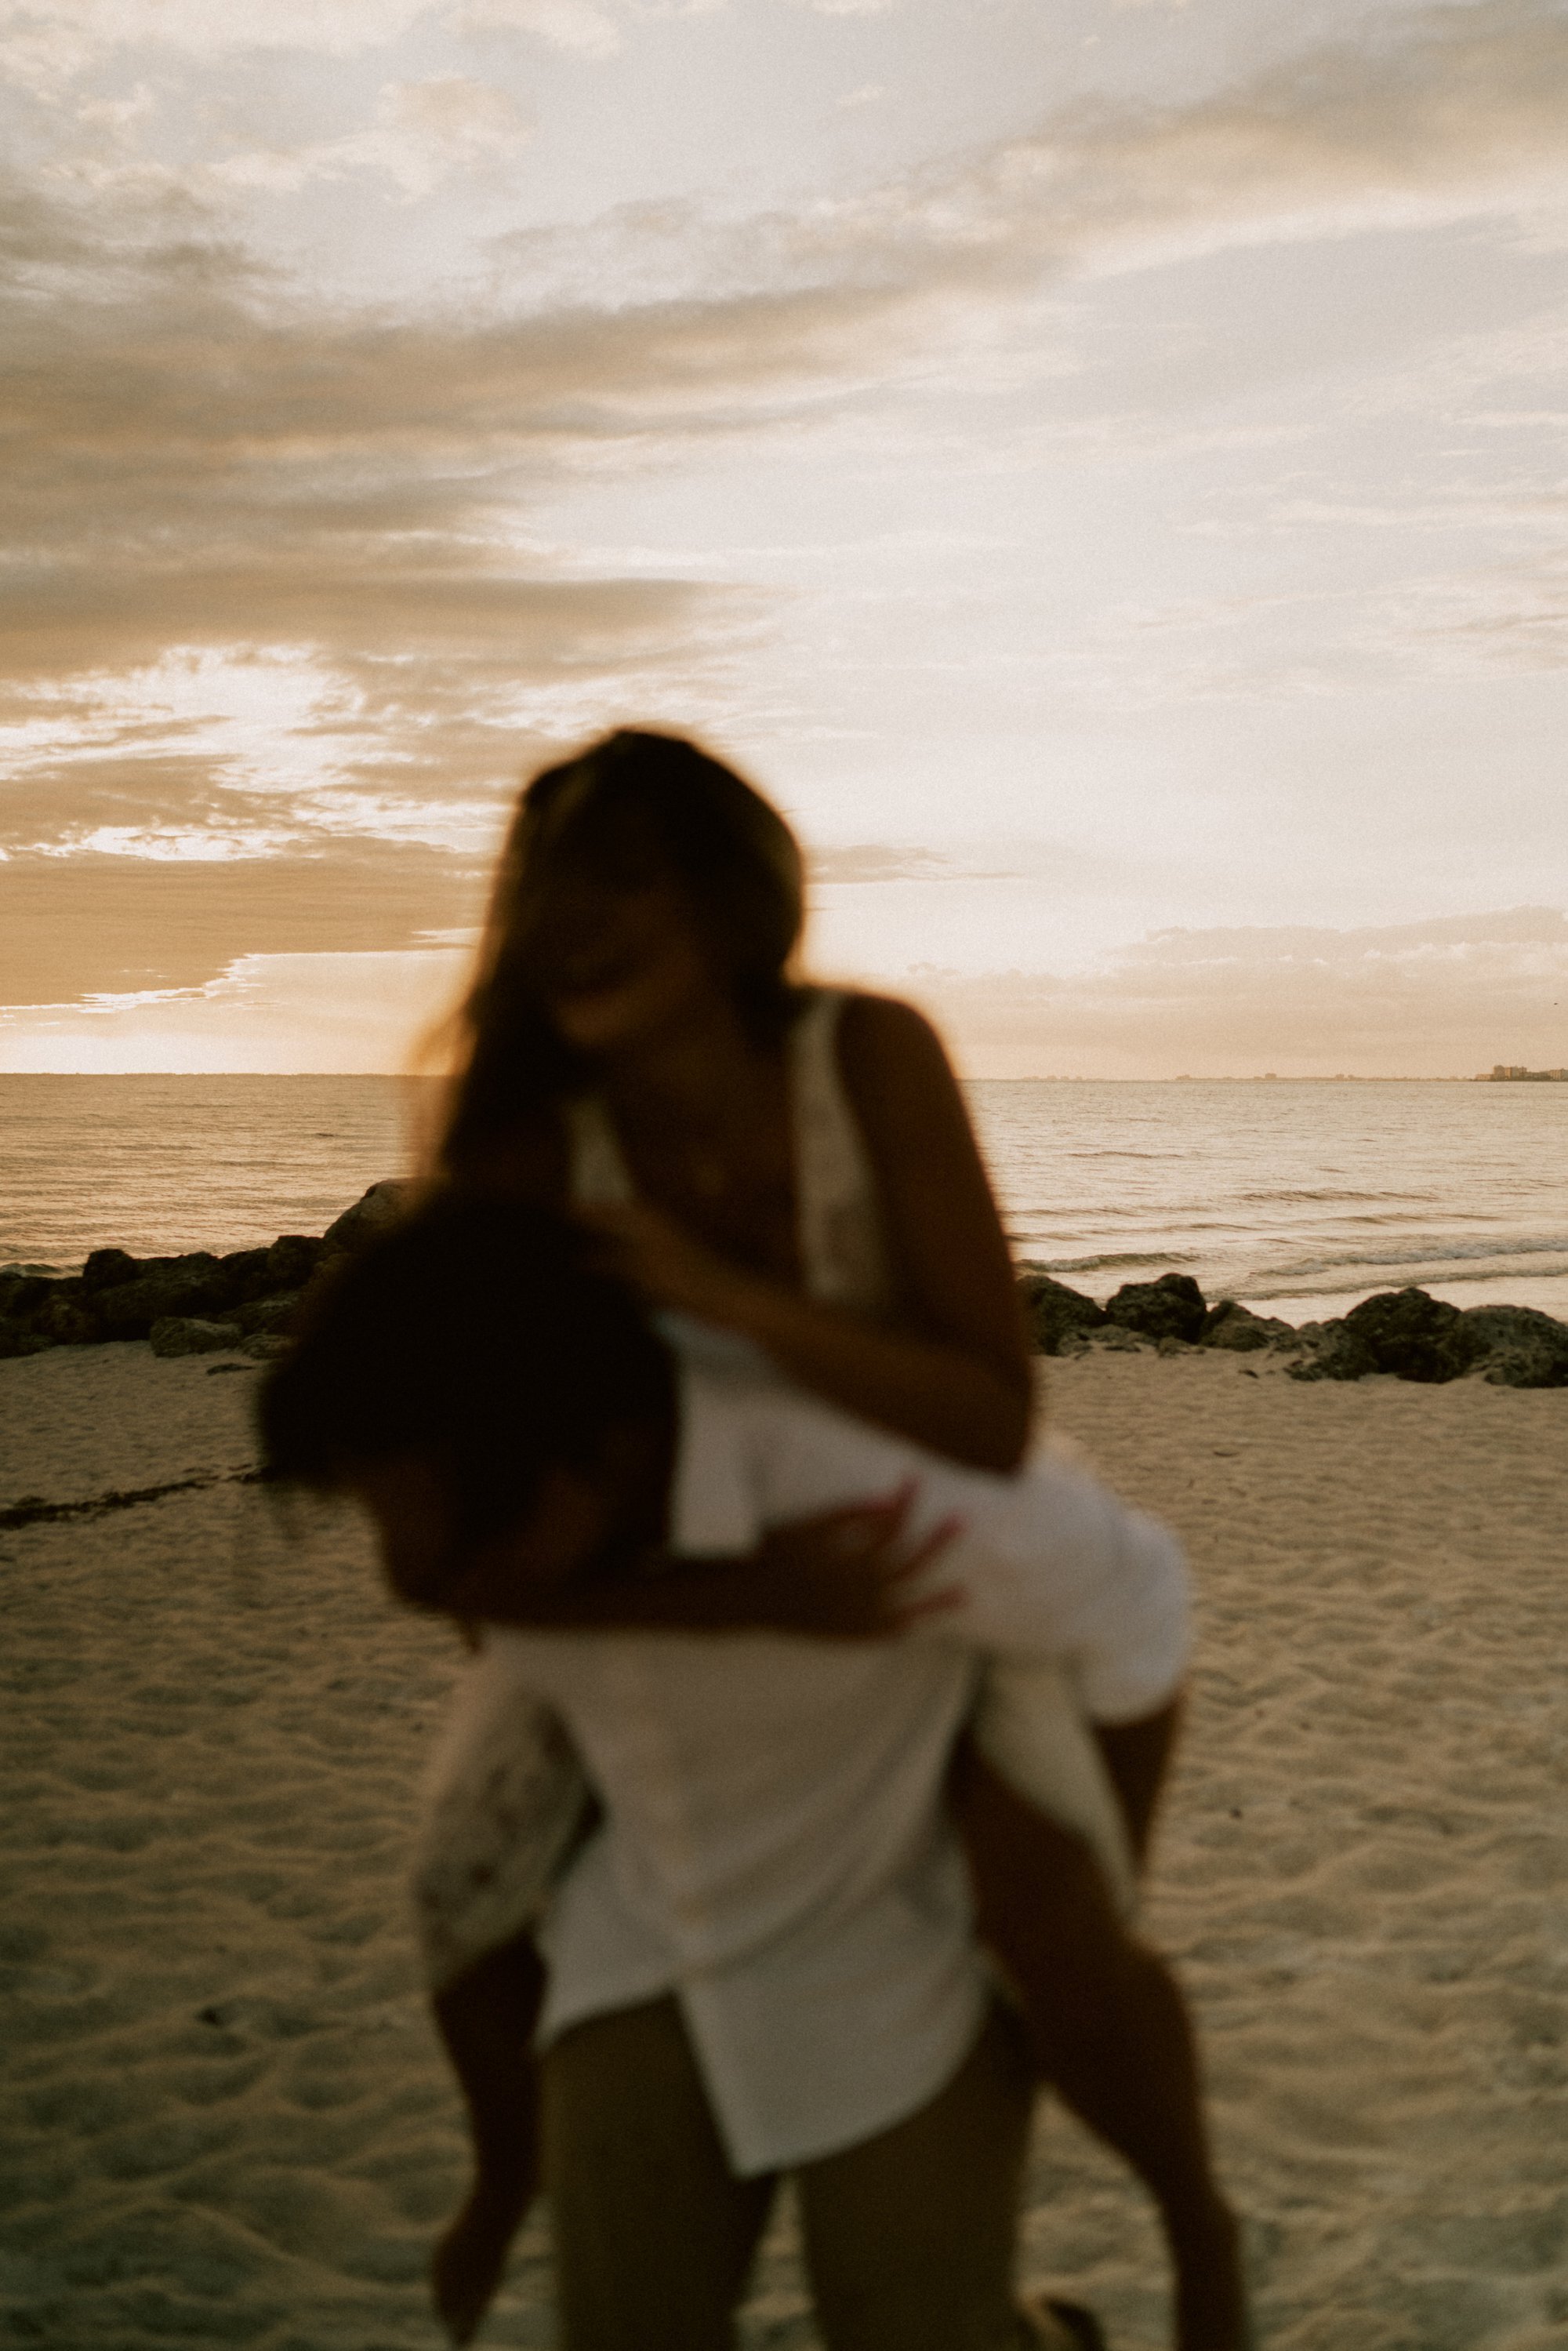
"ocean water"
969,1078,1568,1324
0,1077,426,1275
2,1074,1566,1328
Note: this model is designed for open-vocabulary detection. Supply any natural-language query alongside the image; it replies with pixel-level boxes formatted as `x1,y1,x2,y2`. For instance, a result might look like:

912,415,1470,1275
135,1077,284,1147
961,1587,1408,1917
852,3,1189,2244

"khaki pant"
539,1995,1036,2351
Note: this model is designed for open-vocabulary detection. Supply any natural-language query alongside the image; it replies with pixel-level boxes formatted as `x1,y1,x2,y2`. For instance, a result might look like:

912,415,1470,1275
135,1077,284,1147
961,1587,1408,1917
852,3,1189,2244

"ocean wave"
1331,1212,1496,1229
1012,1250,1201,1274
1237,1188,1442,1205
1253,1235,1568,1281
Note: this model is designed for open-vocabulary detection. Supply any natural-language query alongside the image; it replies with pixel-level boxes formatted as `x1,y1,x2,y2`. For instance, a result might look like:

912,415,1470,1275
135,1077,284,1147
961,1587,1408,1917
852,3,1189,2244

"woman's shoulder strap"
789,987,892,1312
564,1095,636,1207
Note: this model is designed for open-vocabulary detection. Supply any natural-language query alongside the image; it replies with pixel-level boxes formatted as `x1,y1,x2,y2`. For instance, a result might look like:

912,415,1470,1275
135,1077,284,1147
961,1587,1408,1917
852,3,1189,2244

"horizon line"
0,1070,1546,1086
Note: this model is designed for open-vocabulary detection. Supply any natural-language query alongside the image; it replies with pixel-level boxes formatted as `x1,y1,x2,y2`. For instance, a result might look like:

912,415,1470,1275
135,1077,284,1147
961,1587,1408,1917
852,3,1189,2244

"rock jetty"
0,1181,414,1365
1018,1266,1568,1388
3,1186,1565,1389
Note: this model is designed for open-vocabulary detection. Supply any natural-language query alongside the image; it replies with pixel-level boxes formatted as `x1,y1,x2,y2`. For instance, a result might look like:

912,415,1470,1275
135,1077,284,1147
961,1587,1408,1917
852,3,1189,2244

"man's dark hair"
256,1190,673,1557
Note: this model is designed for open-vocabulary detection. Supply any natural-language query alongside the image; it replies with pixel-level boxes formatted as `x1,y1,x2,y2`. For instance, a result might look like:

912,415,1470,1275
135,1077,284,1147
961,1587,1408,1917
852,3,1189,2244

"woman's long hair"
434,729,804,1179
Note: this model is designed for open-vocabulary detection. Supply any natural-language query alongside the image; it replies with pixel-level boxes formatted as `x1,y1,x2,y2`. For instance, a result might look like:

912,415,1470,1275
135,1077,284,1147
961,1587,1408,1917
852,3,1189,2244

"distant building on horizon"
1482,1064,1568,1081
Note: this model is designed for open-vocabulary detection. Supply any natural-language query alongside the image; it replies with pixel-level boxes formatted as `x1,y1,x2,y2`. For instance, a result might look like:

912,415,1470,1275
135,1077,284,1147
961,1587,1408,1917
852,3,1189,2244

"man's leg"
539,1994,776,2351
794,2004,1039,2351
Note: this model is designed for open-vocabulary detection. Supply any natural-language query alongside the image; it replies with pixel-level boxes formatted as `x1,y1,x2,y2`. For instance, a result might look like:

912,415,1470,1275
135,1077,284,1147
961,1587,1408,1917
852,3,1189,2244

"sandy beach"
2,1339,1565,2350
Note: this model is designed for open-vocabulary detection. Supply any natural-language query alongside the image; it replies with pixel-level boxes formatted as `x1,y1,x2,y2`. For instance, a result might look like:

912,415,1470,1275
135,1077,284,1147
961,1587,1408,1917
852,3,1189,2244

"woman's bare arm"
1092,1695,1184,1869
833,993,1034,1464
583,997,1033,1470
351,1453,961,1639
424,1492,963,1641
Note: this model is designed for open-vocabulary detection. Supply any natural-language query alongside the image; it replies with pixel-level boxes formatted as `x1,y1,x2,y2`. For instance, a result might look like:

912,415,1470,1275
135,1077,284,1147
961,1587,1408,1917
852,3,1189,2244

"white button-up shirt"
503,1336,1188,2175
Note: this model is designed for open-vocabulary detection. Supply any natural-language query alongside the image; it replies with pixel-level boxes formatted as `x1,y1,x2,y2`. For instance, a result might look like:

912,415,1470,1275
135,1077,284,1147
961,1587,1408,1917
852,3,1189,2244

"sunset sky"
2,0,1566,1076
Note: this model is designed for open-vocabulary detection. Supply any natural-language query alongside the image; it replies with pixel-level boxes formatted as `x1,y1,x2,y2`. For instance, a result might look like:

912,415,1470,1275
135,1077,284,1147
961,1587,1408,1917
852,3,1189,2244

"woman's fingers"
770,1487,965,1634
874,1511,965,1602
866,1510,964,1626
571,1198,744,1320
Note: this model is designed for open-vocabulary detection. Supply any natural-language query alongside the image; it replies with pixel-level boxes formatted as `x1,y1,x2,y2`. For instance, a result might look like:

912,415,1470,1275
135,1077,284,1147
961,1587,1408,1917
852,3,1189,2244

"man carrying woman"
263,729,1247,2348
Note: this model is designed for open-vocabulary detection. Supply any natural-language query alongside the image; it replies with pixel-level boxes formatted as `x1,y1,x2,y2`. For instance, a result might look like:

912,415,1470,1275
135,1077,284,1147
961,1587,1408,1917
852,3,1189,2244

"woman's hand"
736,1483,965,1640
575,1200,763,1328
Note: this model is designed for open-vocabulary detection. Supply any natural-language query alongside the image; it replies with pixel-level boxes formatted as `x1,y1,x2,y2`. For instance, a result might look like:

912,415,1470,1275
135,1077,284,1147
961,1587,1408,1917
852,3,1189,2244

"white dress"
410,991,1137,1993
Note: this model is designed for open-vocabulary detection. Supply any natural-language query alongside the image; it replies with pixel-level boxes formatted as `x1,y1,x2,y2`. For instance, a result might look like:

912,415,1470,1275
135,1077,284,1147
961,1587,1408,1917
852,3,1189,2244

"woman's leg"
953,1747,1247,2351
795,2004,1037,2351
539,1994,776,2351
429,1934,546,2346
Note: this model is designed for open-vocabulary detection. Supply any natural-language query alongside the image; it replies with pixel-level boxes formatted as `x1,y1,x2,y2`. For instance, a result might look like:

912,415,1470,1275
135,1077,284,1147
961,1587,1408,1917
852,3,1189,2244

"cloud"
0,840,491,1005
1004,0,1568,274
0,946,470,1074
212,75,531,198
445,0,622,54
0,156,813,845
16,6,1568,623
809,844,1022,883
0,1,433,69
1377,547,1568,674
7,0,1568,888
905,907,1568,1078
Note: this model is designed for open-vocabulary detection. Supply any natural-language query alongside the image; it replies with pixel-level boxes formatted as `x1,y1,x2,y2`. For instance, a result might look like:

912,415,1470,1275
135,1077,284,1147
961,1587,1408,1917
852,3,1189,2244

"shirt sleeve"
732,1380,1189,1723
911,1445,1192,1724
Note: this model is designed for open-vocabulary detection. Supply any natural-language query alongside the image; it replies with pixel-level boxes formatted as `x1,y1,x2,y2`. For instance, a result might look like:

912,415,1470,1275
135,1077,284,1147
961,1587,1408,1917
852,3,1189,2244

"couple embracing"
261,731,1248,2351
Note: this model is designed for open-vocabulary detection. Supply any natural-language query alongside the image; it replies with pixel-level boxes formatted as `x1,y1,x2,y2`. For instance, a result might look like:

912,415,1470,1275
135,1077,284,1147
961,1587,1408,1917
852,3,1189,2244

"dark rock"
93,1254,234,1340
1454,1303,1568,1390
1294,1288,1484,1385
1344,1287,1465,1383
1016,1270,1107,1355
0,1322,54,1360
1288,1322,1379,1382
220,1247,280,1303
1287,1288,1480,1383
33,1291,100,1346
149,1317,245,1358
1201,1299,1294,1353
0,1273,49,1322
1105,1272,1207,1346
231,1292,302,1338
81,1248,140,1294
321,1181,416,1258
265,1235,326,1291
242,1332,293,1362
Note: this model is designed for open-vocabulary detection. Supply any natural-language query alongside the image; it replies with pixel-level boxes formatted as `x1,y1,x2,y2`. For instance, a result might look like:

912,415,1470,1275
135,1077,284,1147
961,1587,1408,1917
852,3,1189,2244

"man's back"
486,1344,1186,2175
